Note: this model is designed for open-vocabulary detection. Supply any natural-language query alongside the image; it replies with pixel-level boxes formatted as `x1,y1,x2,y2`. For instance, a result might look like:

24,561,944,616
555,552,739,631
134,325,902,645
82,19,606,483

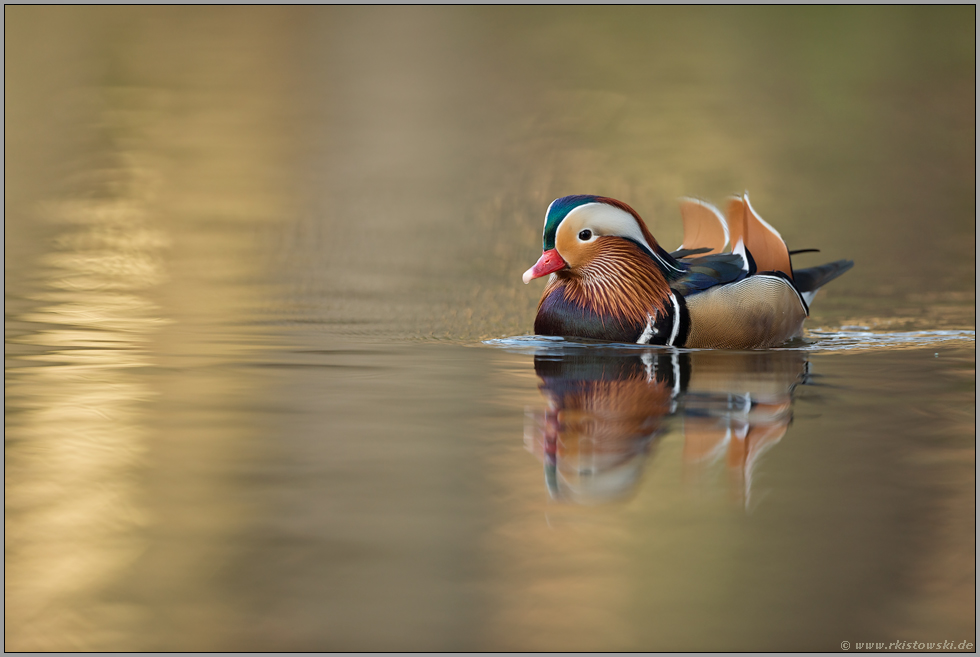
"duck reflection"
525,347,809,506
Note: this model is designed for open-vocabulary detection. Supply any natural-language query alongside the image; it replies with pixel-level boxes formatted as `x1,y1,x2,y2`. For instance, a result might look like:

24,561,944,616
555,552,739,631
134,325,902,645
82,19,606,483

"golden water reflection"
525,348,809,507
5,179,166,649
5,9,300,647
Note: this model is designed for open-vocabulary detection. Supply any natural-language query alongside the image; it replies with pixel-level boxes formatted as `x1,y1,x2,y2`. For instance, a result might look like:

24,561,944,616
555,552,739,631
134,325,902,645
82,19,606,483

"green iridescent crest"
541,195,603,250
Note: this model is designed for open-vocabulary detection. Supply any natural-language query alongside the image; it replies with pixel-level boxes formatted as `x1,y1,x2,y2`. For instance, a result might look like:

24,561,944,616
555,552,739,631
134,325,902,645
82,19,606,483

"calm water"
5,6,975,651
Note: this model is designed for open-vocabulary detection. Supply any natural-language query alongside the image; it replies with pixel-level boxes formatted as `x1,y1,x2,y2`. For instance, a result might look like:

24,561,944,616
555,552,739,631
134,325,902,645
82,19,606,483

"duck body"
524,194,853,349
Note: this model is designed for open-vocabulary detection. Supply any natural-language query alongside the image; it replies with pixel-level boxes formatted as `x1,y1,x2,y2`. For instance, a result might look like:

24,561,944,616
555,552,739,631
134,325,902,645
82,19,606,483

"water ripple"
801,328,975,352
484,329,975,354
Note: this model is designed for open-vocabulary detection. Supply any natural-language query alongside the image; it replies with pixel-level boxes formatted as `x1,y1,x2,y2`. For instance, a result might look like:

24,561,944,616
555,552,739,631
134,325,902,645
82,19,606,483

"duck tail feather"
793,259,854,293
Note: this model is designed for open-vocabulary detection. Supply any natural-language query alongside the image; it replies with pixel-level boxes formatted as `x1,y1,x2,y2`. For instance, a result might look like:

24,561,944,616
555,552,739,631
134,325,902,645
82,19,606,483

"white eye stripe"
562,203,653,252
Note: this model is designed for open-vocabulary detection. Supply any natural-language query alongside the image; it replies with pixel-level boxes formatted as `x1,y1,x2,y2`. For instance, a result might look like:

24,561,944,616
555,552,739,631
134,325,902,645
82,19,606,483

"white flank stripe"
636,313,655,344
667,293,682,346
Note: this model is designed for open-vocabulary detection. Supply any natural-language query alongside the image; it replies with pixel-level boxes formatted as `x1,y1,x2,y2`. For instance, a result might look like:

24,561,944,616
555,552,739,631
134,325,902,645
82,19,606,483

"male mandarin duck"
522,193,853,349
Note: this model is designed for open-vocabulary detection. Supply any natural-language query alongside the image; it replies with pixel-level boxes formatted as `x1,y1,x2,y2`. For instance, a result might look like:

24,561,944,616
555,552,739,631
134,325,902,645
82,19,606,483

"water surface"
5,6,975,651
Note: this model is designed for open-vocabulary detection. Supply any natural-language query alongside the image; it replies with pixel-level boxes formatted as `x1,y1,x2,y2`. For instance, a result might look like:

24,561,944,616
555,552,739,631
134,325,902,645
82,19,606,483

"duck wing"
668,252,748,296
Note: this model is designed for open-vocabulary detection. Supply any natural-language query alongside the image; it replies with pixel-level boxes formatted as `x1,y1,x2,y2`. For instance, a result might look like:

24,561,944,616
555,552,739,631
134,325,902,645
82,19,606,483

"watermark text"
842,640,974,651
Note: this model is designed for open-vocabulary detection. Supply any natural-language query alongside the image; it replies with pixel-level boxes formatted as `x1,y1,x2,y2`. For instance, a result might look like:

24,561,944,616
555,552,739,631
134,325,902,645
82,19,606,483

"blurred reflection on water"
525,348,809,507
4,5,975,651
5,163,166,647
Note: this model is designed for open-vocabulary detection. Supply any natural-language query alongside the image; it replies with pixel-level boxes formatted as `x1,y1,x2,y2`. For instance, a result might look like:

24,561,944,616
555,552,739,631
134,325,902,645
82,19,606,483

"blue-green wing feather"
667,253,747,296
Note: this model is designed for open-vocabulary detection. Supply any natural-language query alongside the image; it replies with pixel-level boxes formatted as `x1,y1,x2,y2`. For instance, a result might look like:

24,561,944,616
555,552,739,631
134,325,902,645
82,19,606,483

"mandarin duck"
522,193,853,349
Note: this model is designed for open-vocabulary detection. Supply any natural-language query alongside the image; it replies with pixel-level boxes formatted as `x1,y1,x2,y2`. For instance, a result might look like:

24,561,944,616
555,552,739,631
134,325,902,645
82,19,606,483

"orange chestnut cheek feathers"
522,248,567,284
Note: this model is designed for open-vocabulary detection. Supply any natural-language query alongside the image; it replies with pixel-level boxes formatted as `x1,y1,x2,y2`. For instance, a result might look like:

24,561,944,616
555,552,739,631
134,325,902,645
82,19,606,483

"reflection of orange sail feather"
681,419,730,463
726,193,793,279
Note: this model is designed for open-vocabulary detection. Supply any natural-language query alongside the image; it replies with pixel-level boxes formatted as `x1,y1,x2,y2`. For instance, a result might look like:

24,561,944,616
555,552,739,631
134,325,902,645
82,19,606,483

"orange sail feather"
725,193,793,279
678,197,729,255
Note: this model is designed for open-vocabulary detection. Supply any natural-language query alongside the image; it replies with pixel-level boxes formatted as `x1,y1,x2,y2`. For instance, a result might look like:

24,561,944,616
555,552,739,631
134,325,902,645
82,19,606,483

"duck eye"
578,229,593,241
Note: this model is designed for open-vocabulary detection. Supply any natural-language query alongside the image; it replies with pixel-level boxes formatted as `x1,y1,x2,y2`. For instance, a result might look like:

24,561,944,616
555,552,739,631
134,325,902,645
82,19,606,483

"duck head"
522,195,678,284
523,196,685,341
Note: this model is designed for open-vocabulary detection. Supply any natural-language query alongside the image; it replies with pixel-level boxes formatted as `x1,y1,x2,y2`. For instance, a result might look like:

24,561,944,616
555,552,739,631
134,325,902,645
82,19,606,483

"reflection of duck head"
524,347,810,507
526,350,684,504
